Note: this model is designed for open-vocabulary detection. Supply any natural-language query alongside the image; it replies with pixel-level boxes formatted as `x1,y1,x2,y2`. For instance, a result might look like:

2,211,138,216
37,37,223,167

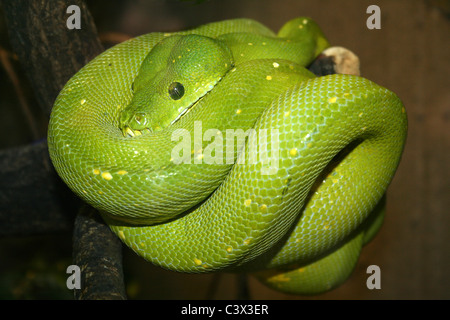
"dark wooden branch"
73,206,126,300
0,2,104,233
1,0,127,299
0,141,79,236
1,0,103,116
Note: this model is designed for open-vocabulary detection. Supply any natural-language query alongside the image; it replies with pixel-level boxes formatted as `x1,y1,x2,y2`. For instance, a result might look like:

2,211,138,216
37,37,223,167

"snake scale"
48,17,407,295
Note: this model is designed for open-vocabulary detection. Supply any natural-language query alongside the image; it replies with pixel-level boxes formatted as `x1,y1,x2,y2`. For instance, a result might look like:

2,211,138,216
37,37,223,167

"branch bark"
0,141,78,236
1,0,126,299
0,1,103,233
73,206,126,300
1,0,103,116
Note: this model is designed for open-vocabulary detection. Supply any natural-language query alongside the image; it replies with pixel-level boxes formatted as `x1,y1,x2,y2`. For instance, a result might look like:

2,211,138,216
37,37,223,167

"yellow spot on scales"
118,231,125,240
236,109,242,114
117,170,128,175
270,273,291,282
194,258,202,266
359,112,364,117
80,99,86,105
244,199,252,207
273,62,279,68
101,172,113,180
323,220,334,230
328,96,337,103
284,111,290,117
93,169,100,175
226,247,233,253
289,148,298,157
266,75,272,80
260,204,268,212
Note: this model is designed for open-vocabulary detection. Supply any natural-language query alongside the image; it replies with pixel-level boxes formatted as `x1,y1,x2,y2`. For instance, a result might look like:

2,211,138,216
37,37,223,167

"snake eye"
168,82,185,100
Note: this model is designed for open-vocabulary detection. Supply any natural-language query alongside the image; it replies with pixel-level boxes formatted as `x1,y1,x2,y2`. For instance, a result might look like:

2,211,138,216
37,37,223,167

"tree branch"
1,0,126,299
1,0,103,116
0,141,78,236
0,1,104,233
73,206,126,300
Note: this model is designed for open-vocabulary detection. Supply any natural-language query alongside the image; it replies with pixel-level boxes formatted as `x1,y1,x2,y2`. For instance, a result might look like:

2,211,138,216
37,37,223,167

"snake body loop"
48,17,407,295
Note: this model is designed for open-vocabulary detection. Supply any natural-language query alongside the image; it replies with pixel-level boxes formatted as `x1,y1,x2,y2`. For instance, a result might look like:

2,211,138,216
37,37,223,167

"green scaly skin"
48,17,407,295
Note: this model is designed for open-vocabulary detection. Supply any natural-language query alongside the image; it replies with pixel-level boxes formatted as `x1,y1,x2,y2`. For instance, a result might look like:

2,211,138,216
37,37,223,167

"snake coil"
48,17,407,295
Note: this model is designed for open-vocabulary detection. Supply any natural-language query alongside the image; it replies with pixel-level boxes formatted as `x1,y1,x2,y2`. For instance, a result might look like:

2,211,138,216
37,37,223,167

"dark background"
0,0,448,299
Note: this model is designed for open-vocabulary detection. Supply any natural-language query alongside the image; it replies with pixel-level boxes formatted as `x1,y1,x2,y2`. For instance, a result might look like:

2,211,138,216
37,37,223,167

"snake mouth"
121,103,197,138
121,126,152,137
120,111,160,137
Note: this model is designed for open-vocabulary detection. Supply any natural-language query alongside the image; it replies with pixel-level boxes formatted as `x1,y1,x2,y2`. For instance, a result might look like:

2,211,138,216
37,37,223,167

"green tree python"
48,17,407,295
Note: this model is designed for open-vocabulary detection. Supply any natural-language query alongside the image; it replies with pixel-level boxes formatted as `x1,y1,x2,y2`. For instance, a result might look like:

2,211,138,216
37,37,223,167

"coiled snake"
48,17,407,295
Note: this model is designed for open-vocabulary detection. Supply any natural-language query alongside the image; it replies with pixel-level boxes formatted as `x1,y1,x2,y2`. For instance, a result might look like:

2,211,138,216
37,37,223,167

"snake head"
119,34,234,137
